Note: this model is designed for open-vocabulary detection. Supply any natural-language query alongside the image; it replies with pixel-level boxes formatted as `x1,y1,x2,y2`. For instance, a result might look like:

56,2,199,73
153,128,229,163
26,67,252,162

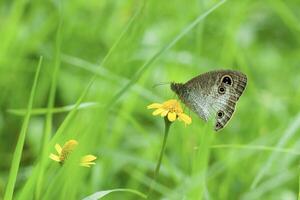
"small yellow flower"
49,140,78,164
147,99,192,125
49,139,97,168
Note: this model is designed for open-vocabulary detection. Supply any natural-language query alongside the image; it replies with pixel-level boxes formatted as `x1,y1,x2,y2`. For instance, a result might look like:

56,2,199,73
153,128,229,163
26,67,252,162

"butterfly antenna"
152,82,171,88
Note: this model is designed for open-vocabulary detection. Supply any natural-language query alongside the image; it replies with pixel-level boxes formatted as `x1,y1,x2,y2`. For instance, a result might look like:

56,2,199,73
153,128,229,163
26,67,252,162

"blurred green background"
1,0,300,199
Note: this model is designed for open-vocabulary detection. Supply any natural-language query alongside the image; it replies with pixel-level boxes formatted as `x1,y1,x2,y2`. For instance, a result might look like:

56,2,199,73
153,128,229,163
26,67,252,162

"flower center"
165,103,182,113
59,143,77,163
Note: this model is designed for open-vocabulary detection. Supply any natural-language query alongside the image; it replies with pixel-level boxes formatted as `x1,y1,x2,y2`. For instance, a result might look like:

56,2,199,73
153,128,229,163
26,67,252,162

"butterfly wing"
212,70,247,131
178,70,247,131
209,83,239,131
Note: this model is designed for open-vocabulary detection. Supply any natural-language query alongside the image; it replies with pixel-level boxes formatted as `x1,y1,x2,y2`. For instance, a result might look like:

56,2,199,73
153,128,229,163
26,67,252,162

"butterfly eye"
221,75,233,85
217,110,224,118
218,86,226,94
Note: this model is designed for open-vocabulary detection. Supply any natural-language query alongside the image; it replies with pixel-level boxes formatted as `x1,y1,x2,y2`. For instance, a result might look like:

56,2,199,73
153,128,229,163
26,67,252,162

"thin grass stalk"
4,57,43,200
34,2,63,198
82,188,147,199
7,102,99,116
251,112,300,189
189,123,214,199
211,144,300,155
0,0,27,58
147,117,172,198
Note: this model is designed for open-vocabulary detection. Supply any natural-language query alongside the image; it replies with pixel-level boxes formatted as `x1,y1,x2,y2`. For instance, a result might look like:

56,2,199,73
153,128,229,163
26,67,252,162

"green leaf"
82,189,146,200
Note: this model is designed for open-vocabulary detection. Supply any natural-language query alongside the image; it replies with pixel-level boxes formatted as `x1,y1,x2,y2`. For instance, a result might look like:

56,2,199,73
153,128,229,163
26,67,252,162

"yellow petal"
83,162,96,165
62,140,78,151
49,153,60,162
163,99,177,106
176,103,183,113
160,110,169,117
80,163,92,167
147,103,162,109
152,108,165,116
64,140,78,147
167,112,177,122
80,161,96,167
81,155,97,163
59,140,78,162
178,113,192,125
55,144,62,154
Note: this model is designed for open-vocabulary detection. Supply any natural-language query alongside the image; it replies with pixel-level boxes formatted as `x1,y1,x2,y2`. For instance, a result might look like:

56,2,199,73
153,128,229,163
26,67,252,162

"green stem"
147,117,172,198
298,167,300,200
35,4,62,198
4,57,43,200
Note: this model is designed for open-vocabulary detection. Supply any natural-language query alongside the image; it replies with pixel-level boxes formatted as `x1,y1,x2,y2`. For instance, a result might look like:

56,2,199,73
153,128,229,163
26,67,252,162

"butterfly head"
170,82,191,105
170,82,184,95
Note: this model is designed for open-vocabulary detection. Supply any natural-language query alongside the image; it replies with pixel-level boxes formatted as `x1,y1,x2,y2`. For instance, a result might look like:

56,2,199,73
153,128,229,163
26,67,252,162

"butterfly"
170,70,247,131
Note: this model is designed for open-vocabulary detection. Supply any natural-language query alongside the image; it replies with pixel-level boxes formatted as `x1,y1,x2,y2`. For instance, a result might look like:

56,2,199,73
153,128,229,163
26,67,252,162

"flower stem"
147,117,172,198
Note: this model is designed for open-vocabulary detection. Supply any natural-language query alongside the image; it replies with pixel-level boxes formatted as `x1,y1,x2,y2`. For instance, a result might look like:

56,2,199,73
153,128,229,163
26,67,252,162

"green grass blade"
35,3,63,198
108,0,227,107
268,0,300,34
99,1,145,67
7,102,100,116
0,0,27,59
4,57,43,200
82,188,146,200
61,55,161,102
211,144,300,155
250,112,300,189
243,170,294,199
188,122,215,199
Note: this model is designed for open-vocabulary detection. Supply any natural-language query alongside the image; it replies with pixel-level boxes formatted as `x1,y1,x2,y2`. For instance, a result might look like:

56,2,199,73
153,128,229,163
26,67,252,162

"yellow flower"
49,140,78,164
49,139,97,168
147,99,192,125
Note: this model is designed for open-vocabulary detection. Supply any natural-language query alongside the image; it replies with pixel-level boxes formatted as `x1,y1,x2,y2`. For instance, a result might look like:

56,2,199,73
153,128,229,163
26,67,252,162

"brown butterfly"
171,70,247,131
